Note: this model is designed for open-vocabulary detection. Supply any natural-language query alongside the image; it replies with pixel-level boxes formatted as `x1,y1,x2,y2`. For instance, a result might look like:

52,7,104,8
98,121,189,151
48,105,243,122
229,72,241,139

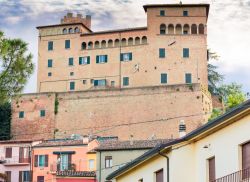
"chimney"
130,134,134,145
67,12,73,18
83,135,89,143
77,13,82,18
179,120,186,138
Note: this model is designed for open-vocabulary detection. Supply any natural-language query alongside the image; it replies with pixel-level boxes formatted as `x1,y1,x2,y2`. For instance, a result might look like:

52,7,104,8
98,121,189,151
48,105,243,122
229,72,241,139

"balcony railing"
50,163,78,173
211,168,250,182
0,156,30,165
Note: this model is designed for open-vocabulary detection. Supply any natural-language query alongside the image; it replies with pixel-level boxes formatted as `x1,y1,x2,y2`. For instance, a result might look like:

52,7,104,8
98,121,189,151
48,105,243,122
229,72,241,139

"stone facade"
36,4,209,93
12,84,212,141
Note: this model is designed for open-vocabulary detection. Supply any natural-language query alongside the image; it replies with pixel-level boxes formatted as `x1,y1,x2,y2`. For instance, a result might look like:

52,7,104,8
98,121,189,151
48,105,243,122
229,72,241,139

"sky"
0,0,249,93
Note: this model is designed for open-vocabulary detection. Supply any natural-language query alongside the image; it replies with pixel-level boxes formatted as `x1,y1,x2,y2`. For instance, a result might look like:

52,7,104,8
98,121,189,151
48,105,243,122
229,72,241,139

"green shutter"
129,53,132,60
183,48,189,58
87,56,90,64
96,56,99,63
105,55,108,63
48,59,52,67
185,73,192,84
79,57,82,65
159,49,165,58
120,53,124,61
161,73,167,83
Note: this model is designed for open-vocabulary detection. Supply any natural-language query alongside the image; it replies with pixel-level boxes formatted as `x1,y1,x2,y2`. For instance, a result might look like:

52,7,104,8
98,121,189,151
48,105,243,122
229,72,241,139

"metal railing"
50,162,77,172
212,168,250,182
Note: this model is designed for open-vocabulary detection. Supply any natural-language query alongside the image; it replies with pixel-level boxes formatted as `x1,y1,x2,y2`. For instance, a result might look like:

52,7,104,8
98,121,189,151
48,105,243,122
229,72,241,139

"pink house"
0,140,40,182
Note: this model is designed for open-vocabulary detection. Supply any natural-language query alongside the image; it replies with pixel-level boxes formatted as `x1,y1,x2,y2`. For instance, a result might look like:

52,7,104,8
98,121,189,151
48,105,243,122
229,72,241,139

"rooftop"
33,139,86,148
95,139,173,151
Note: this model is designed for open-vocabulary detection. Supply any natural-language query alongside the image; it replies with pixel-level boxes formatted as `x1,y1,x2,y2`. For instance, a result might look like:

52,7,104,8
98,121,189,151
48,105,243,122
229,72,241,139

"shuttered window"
208,157,216,181
105,156,112,168
40,110,45,117
159,48,165,58
185,73,192,84
96,55,108,63
68,58,74,66
6,171,11,182
79,56,90,65
160,10,165,16
242,142,250,170
94,79,106,86
35,155,48,167
156,169,163,182
65,40,70,49
48,41,53,51
37,176,44,182
120,53,132,62
48,59,53,68
70,82,75,90
183,48,189,58
183,10,189,16
19,111,24,118
161,73,168,84
123,77,129,86
5,147,12,158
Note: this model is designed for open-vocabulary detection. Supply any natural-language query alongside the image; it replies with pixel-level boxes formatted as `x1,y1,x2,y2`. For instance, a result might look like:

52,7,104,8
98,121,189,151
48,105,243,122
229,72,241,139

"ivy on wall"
0,102,11,140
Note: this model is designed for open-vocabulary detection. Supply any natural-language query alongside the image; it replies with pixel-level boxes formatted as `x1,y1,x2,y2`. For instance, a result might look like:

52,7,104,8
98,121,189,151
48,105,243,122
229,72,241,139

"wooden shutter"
242,142,250,170
120,53,124,61
45,155,48,167
19,147,24,163
156,169,163,182
105,55,108,63
57,155,60,171
68,154,72,169
129,53,132,60
5,147,12,158
34,155,38,167
79,57,82,65
96,55,99,63
208,157,216,181
37,176,44,182
87,56,90,64
19,171,22,182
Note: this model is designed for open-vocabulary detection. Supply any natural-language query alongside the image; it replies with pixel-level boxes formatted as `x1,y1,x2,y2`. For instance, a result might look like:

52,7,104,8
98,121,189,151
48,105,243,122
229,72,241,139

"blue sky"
0,0,249,93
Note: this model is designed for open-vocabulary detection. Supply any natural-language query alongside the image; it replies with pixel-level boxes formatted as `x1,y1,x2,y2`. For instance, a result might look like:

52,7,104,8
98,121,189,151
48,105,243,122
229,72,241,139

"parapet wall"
11,84,212,140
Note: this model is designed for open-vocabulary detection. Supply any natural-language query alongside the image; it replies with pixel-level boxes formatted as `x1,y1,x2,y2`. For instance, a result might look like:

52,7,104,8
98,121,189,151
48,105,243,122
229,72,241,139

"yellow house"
107,99,250,182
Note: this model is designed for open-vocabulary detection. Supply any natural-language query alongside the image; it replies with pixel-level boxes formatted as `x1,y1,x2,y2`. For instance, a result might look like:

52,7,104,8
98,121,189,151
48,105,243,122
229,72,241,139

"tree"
0,173,7,181
0,102,11,140
0,31,34,104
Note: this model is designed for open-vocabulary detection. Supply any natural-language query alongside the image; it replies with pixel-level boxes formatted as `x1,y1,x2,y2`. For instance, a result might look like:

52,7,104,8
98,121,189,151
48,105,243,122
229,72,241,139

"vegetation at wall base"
0,102,11,140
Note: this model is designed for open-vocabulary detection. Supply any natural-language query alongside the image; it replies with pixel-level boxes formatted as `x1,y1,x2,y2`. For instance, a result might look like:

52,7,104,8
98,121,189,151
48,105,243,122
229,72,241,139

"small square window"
70,72,74,76
82,80,87,84
19,111,24,118
40,110,45,117
160,10,165,16
183,10,188,16
48,72,52,77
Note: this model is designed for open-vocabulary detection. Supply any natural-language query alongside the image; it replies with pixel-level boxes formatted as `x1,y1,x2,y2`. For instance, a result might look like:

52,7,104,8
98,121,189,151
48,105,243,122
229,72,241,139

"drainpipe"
158,151,169,182
99,151,101,182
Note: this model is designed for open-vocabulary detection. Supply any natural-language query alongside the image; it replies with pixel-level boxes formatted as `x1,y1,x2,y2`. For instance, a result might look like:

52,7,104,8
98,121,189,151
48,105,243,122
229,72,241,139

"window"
89,159,95,170
74,27,80,33
65,40,70,49
123,77,129,86
161,73,168,84
69,28,73,33
5,147,12,158
48,59,53,68
70,82,75,90
68,58,74,66
5,171,11,182
96,55,108,64
105,156,112,168
63,28,67,34
120,53,132,61
160,10,165,16
183,30,188,34
39,155,45,167
94,79,106,86
242,142,250,171
19,111,24,118
159,48,165,58
183,48,189,58
48,72,52,77
82,42,87,50
70,72,74,76
111,81,115,87
79,56,90,65
208,157,216,181
59,154,70,171
155,169,163,182
48,41,53,51
21,171,31,182
37,176,44,182
40,110,45,117
82,80,87,84
141,36,147,44
160,24,166,35
183,10,188,16
34,155,48,167
185,73,192,84
138,179,143,182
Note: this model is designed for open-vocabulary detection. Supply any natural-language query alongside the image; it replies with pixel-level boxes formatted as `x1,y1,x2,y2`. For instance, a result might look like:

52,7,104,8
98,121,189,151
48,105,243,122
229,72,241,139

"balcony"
50,162,78,174
212,168,250,182
0,156,30,166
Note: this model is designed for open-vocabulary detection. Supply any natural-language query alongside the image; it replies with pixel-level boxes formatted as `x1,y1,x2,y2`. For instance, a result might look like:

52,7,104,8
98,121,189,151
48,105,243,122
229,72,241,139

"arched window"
69,28,73,34
175,24,182,34
168,24,174,34
63,28,67,34
199,24,205,34
128,37,133,46
121,38,127,46
141,36,147,44
88,42,93,49
108,40,113,47
101,40,106,48
94,41,100,49
135,37,140,45
74,27,80,33
183,24,190,34
160,24,166,34
81,42,87,50
191,24,197,34
114,39,120,47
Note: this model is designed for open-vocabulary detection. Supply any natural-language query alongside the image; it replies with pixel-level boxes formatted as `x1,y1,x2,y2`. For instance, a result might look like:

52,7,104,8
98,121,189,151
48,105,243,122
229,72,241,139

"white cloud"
4,16,22,24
